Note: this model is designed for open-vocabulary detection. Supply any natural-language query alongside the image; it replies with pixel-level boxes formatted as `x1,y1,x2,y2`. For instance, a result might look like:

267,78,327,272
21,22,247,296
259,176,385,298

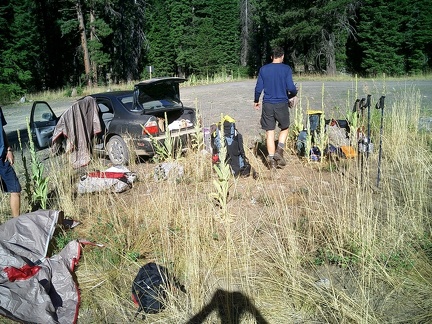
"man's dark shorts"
261,102,290,131
0,160,21,193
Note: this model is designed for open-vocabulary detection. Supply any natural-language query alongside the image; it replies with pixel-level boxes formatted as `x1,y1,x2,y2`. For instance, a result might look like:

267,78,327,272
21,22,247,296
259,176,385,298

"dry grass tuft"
3,86,431,323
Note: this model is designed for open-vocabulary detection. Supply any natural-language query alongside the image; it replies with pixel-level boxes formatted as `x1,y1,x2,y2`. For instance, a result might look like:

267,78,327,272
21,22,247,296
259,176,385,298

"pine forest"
0,0,431,100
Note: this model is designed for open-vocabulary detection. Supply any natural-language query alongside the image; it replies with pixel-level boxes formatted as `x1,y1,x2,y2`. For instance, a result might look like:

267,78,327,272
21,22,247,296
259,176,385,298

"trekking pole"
352,99,360,166
376,96,385,188
352,98,360,112
366,94,371,159
358,98,366,185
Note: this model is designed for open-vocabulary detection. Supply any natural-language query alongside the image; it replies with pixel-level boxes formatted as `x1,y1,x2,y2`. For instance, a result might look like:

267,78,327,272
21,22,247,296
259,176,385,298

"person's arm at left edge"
254,71,264,109
3,129,14,165
286,67,297,98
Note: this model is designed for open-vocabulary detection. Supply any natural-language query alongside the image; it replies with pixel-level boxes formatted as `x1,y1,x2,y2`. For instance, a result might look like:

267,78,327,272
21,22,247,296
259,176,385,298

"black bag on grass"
132,262,169,315
131,262,186,320
211,115,252,177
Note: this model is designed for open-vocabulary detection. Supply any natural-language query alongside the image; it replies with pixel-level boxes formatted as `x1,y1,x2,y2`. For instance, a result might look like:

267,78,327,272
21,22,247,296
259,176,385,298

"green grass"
2,79,432,323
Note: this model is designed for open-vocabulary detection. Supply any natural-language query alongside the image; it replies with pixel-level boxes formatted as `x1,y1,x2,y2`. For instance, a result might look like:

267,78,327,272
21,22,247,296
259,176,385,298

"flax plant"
292,84,304,138
209,115,232,221
19,119,49,210
148,114,177,163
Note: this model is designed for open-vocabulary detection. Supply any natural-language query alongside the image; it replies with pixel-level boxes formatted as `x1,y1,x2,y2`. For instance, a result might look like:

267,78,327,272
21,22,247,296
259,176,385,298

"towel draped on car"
52,96,102,168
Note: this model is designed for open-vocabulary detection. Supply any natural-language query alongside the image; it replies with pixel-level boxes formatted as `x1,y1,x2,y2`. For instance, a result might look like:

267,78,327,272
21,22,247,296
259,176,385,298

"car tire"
106,135,130,165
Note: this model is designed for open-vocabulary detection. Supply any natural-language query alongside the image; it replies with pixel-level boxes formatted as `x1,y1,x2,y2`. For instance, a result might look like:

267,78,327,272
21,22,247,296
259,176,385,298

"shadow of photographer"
186,289,268,324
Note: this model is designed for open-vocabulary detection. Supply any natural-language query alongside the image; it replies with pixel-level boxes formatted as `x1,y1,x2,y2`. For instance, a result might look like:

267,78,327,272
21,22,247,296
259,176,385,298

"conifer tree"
403,0,432,74
1,0,40,95
357,0,405,75
145,0,177,77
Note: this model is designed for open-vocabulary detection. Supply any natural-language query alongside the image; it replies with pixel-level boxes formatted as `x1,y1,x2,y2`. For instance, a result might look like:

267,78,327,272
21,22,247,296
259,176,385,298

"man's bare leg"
266,130,276,155
11,192,20,217
278,128,289,146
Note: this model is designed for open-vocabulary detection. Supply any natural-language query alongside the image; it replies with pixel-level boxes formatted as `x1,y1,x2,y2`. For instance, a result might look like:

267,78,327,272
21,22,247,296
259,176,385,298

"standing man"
254,46,297,170
0,107,21,217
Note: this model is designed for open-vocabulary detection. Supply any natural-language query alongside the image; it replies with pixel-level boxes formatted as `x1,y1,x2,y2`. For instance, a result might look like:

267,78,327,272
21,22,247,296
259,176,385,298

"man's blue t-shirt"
254,63,297,104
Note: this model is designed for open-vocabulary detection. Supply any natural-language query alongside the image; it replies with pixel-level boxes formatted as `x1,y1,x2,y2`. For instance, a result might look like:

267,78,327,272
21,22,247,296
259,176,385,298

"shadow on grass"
253,140,269,167
186,289,268,324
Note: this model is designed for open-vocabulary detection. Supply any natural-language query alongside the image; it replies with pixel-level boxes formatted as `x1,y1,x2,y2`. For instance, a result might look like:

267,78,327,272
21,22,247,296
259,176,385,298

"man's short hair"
272,47,284,59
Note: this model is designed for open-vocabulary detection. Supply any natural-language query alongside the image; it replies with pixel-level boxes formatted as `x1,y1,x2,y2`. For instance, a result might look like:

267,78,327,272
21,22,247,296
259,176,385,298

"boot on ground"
273,146,286,167
267,156,277,170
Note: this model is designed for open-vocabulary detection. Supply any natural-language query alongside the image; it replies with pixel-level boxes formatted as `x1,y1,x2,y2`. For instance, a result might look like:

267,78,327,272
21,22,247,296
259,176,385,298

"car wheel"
106,135,130,165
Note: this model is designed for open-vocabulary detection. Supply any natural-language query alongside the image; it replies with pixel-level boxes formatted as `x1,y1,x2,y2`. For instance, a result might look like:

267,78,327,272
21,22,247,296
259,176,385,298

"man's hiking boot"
267,156,281,179
273,147,286,167
267,156,277,170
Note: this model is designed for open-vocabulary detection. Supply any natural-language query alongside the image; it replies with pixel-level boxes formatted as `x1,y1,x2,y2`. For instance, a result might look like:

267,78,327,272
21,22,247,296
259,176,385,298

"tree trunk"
325,32,336,76
76,0,92,86
90,9,97,85
240,0,251,66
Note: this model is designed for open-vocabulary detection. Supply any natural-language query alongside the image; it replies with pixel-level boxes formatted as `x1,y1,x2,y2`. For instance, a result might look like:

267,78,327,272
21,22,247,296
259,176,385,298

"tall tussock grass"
9,86,431,323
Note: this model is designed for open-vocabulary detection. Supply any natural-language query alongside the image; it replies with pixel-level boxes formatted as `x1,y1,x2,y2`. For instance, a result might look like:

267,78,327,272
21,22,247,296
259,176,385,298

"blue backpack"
210,116,252,177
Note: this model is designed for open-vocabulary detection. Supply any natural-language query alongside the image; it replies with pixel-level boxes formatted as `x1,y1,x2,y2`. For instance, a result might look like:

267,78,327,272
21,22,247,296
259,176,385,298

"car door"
94,98,115,151
30,101,58,149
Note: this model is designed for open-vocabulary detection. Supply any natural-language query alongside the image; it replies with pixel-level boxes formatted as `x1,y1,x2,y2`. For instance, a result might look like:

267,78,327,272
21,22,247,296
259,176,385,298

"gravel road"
3,79,431,148
180,78,432,139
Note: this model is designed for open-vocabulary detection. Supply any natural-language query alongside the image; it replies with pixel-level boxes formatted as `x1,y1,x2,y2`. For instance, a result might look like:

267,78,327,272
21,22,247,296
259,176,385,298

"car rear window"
120,96,134,111
137,83,182,110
